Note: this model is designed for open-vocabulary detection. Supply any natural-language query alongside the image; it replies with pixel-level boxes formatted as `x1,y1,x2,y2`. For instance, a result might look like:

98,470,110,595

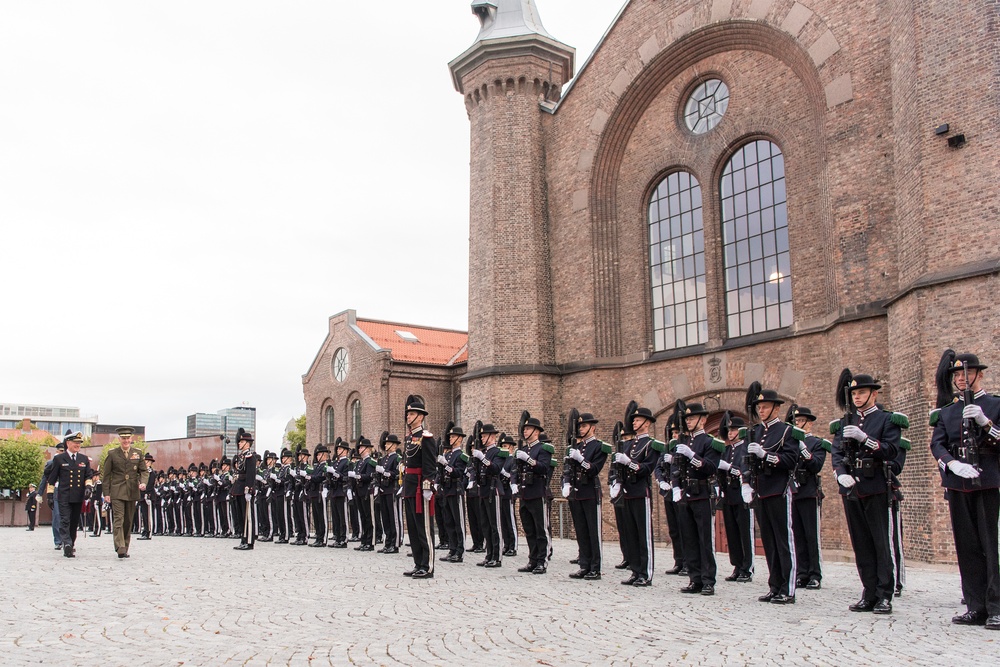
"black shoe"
531,565,546,574
354,546,364,551
276,539,289,544
614,560,630,570
771,594,795,605
872,599,892,615
736,572,753,583
26,527,33,531
725,569,740,582
569,558,580,565
518,564,536,573
986,615,1000,630
952,610,988,626
681,582,703,594
258,536,273,543
486,560,503,568
411,569,433,579
309,542,325,548
700,585,715,596
234,543,253,551
758,592,775,603
569,569,587,579
665,564,684,575
806,579,821,590
117,553,129,559
632,577,651,587
477,560,488,567
469,547,485,553
348,536,360,542
621,574,639,586
677,567,689,577
137,535,151,541
435,543,449,550
849,598,877,612
895,585,903,597
584,571,602,581
54,544,62,550
449,555,464,563
439,555,454,562
64,546,74,558
333,542,348,549
403,569,415,577
503,549,517,557
292,539,307,546
360,544,375,552
375,538,383,544
383,547,398,554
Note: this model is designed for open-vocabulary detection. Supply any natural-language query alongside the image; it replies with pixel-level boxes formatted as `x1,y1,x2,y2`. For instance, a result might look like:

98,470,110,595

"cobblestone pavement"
2,528,996,666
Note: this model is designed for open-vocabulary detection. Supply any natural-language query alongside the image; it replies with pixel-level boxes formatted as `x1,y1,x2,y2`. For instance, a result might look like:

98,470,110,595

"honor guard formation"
42,355,998,631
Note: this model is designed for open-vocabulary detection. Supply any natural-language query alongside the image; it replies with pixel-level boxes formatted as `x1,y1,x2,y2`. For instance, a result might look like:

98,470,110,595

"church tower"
449,1,574,425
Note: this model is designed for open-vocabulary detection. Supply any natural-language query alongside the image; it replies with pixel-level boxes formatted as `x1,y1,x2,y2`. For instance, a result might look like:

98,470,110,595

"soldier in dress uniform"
401,396,438,578
717,413,753,583
436,425,468,563
328,440,351,548
655,413,686,576
290,447,310,545
887,426,910,597
100,427,149,558
137,453,155,540
231,428,259,551
255,454,272,541
376,433,403,554
465,433,486,555
610,406,662,586
564,412,611,581
47,431,94,555
218,458,234,537
830,371,905,614
498,434,519,557
929,351,1000,630
352,438,377,551
308,444,331,547
472,423,505,568
272,449,292,544
24,483,38,531
258,451,278,542
739,386,802,605
789,406,830,591
514,415,555,575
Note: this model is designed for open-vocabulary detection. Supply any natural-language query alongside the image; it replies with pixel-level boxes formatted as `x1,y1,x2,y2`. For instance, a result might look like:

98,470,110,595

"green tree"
286,414,306,450
0,437,47,491
97,438,148,468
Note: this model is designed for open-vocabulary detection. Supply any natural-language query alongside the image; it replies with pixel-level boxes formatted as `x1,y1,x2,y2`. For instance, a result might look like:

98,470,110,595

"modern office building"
0,403,99,439
186,406,256,457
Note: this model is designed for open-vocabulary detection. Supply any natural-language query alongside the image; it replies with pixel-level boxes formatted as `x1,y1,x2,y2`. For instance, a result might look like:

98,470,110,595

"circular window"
684,79,729,134
332,348,350,382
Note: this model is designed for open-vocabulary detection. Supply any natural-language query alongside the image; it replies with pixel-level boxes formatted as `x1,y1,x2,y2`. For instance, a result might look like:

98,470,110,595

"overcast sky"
0,1,623,446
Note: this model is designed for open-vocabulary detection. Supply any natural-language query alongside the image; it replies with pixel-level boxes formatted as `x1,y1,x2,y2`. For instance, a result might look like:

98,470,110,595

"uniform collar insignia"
860,405,879,416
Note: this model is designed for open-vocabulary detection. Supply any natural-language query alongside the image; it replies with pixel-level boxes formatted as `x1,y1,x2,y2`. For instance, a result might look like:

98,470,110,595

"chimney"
21,418,31,432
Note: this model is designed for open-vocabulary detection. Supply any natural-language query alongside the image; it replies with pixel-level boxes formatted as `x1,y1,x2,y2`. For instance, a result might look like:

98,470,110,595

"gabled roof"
356,319,468,366
0,428,58,444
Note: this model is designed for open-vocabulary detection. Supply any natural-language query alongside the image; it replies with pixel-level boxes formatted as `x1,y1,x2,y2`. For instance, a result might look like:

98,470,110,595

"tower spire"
471,0,554,41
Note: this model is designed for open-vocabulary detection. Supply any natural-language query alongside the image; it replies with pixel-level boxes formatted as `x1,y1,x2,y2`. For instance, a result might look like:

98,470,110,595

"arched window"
649,171,707,350
352,399,362,441
325,406,335,443
721,140,793,337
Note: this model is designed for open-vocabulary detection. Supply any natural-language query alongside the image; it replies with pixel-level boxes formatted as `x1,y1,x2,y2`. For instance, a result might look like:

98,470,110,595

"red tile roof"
0,428,59,444
356,319,468,366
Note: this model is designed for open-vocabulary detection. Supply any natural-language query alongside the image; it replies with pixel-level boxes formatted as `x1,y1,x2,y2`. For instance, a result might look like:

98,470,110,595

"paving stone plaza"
2,528,996,666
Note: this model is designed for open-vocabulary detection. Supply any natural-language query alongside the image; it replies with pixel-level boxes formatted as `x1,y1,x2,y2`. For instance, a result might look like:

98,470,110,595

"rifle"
962,365,983,487
785,403,802,493
936,350,982,487
617,401,638,487
439,423,454,492
671,400,692,501
835,369,860,498
743,381,764,509
514,412,534,487
564,408,581,492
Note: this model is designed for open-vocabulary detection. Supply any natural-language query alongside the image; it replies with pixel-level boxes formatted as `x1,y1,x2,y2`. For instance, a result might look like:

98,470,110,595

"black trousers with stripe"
481,493,501,562
570,497,602,573
331,496,348,544
678,498,716,586
792,496,822,582
758,492,796,596
619,496,653,580
520,496,548,566
377,492,402,549
722,501,754,575
500,497,517,553
843,493,892,601
440,493,463,556
948,488,1000,615
404,495,432,572
664,497,684,568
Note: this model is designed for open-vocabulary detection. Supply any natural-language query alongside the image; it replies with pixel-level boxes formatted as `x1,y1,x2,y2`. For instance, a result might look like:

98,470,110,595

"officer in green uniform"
101,427,150,559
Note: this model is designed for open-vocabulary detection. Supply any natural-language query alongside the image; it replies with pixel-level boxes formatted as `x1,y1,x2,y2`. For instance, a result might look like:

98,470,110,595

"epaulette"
549,459,558,468
422,430,434,439
820,439,832,452
667,439,677,452
737,427,747,440
600,441,612,454
899,437,912,451
542,443,555,454
928,409,941,427
496,450,509,458
829,420,840,435
651,439,666,452
710,438,725,453
459,452,470,463
887,411,910,429
790,426,806,442
366,458,377,468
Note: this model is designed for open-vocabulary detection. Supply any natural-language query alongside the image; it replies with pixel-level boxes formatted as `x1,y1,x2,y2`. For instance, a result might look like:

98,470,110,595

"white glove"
373,488,380,497
569,449,584,463
614,452,631,465
500,469,511,478
747,442,765,459
436,456,447,466
321,488,328,499
837,474,857,488
331,471,341,479
664,454,673,464
348,471,358,479
963,404,991,427
842,425,866,442
244,492,252,502
515,450,529,461
799,443,812,459
561,483,571,498
472,449,485,461
610,483,621,498
658,480,669,491
718,460,731,472
422,489,432,501
270,473,278,481
672,487,682,502
467,480,474,490
947,460,981,479
347,489,354,501
509,483,519,495
376,465,386,473
675,443,695,459
741,484,754,504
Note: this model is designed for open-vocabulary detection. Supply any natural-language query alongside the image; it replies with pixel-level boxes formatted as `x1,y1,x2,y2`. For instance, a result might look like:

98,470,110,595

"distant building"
0,403,99,438
186,406,256,457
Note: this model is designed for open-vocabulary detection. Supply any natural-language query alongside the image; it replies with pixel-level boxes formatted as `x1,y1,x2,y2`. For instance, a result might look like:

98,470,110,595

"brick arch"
589,20,831,358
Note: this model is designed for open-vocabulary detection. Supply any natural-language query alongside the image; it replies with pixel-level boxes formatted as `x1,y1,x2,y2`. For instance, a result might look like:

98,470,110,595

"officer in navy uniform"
308,444,331,547
43,431,94,558
515,416,555,575
24,483,38,531
671,403,724,596
830,372,904,614
564,412,611,581
351,438,377,551
740,387,803,605
472,423,504,568
789,406,830,591
328,440,351,548
376,434,403,554
717,414,753,583
611,406,663,586
930,351,1000,630
232,428,258,551
402,396,438,578
498,434,519,557
436,425,469,562
655,414,686,576
41,441,66,549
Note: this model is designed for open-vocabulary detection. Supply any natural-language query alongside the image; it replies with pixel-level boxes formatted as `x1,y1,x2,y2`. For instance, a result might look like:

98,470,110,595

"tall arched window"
721,140,793,337
649,170,707,350
352,399,362,441
325,406,335,443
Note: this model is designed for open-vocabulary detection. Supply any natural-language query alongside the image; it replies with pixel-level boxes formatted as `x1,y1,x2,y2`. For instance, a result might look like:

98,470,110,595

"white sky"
0,1,624,445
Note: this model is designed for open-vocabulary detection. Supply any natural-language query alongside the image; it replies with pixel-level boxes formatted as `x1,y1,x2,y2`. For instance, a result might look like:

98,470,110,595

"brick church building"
305,0,999,563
